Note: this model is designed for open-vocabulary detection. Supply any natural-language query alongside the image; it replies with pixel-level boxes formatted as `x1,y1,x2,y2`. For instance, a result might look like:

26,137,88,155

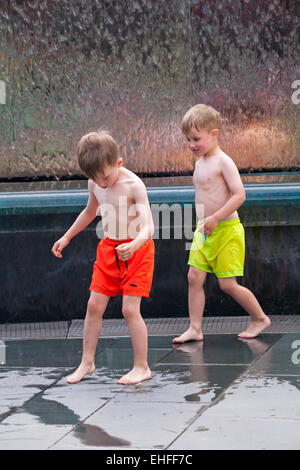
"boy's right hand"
51,235,70,258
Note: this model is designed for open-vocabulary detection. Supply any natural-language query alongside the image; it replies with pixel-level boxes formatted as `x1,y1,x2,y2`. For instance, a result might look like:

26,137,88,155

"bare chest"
193,160,223,190
93,184,134,211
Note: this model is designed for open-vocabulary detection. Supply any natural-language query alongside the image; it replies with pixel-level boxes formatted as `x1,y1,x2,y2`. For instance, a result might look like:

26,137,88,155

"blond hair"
76,130,119,179
181,104,222,133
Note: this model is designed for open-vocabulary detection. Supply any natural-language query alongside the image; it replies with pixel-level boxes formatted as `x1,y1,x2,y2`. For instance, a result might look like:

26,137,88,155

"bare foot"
67,363,95,384
238,316,271,339
172,327,203,344
117,366,152,385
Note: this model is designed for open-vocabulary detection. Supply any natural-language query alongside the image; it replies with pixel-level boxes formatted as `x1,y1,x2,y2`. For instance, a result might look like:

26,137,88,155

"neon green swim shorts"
188,218,245,278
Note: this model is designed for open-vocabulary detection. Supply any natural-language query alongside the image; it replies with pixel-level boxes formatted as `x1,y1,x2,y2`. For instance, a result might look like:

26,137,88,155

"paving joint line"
164,335,284,450
47,342,177,450
0,339,123,427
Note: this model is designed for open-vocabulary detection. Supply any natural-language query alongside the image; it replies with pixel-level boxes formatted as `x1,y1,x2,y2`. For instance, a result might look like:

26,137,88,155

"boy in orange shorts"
52,131,155,385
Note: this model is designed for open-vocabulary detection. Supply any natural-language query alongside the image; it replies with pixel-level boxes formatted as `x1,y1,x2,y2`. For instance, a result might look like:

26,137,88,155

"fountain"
0,0,299,322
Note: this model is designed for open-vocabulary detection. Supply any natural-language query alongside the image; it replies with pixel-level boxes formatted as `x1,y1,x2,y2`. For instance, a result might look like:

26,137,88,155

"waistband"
214,217,241,231
102,237,134,246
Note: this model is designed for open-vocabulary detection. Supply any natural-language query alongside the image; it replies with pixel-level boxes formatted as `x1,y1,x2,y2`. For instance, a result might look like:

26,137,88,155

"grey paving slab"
169,374,300,450
0,331,298,450
90,349,172,382
0,337,118,367
0,335,176,449
247,333,300,376
169,333,300,450
168,414,300,450
110,335,176,349
0,337,124,431
0,371,126,450
113,364,246,404
194,375,300,420
0,367,70,420
89,335,176,379
51,401,206,450
0,421,73,450
158,334,281,365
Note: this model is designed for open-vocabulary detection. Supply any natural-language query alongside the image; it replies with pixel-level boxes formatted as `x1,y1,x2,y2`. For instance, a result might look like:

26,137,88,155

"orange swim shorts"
89,237,155,297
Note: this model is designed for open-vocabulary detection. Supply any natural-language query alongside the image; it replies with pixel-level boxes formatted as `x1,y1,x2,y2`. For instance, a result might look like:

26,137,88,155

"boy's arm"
116,181,154,261
214,157,246,222
132,182,154,248
52,180,99,258
200,157,246,235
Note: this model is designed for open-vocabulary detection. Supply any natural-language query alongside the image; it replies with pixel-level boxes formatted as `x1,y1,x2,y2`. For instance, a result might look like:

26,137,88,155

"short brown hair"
76,130,119,179
181,104,222,133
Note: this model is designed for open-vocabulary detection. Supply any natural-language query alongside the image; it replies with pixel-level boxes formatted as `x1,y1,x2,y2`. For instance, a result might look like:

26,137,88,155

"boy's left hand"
198,215,218,237
116,241,137,261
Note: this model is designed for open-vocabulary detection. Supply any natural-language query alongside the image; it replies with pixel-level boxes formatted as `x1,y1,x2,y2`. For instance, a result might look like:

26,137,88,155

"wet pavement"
0,319,299,450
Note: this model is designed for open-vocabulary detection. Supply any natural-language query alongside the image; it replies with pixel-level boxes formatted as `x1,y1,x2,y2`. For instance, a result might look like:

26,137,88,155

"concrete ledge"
0,183,300,215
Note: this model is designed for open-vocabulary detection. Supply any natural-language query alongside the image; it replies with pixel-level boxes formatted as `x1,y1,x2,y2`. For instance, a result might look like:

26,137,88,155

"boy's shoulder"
218,150,239,170
195,149,230,167
121,167,146,188
122,166,141,179
88,168,146,198
88,178,96,191
211,149,237,169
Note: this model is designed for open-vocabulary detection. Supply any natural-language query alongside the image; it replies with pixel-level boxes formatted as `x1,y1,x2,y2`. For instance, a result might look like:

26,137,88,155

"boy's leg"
173,266,207,343
67,291,110,384
218,277,270,338
117,295,151,385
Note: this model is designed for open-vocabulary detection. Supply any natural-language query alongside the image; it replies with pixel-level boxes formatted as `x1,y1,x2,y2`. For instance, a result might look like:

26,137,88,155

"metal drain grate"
0,315,299,341
0,321,69,340
69,315,300,337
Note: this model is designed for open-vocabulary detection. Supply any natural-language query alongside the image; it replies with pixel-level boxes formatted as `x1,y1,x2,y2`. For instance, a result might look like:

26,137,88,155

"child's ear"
118,158,123,167
211,129,219,137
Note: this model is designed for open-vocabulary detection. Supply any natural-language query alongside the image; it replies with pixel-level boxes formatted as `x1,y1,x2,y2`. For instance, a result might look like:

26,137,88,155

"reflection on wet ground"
0,332,299,450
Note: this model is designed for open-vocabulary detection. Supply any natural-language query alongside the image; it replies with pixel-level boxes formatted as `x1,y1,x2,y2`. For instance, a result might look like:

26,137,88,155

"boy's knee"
188,267,205,286
87,297,103,315
122,305,138,322
218,279,237,294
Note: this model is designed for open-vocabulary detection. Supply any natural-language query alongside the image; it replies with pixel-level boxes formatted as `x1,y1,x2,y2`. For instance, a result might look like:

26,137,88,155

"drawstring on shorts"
114,244,128,271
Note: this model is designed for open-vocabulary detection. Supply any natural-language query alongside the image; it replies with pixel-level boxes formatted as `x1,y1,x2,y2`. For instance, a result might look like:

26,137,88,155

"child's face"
184,127,218,157
93,158,123,188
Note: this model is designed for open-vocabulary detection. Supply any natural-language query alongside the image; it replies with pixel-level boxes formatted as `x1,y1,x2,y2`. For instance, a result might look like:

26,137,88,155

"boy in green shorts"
173,104,270,343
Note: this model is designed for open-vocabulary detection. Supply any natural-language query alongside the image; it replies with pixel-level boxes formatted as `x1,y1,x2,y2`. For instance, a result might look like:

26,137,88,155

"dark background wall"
1,208,299,323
